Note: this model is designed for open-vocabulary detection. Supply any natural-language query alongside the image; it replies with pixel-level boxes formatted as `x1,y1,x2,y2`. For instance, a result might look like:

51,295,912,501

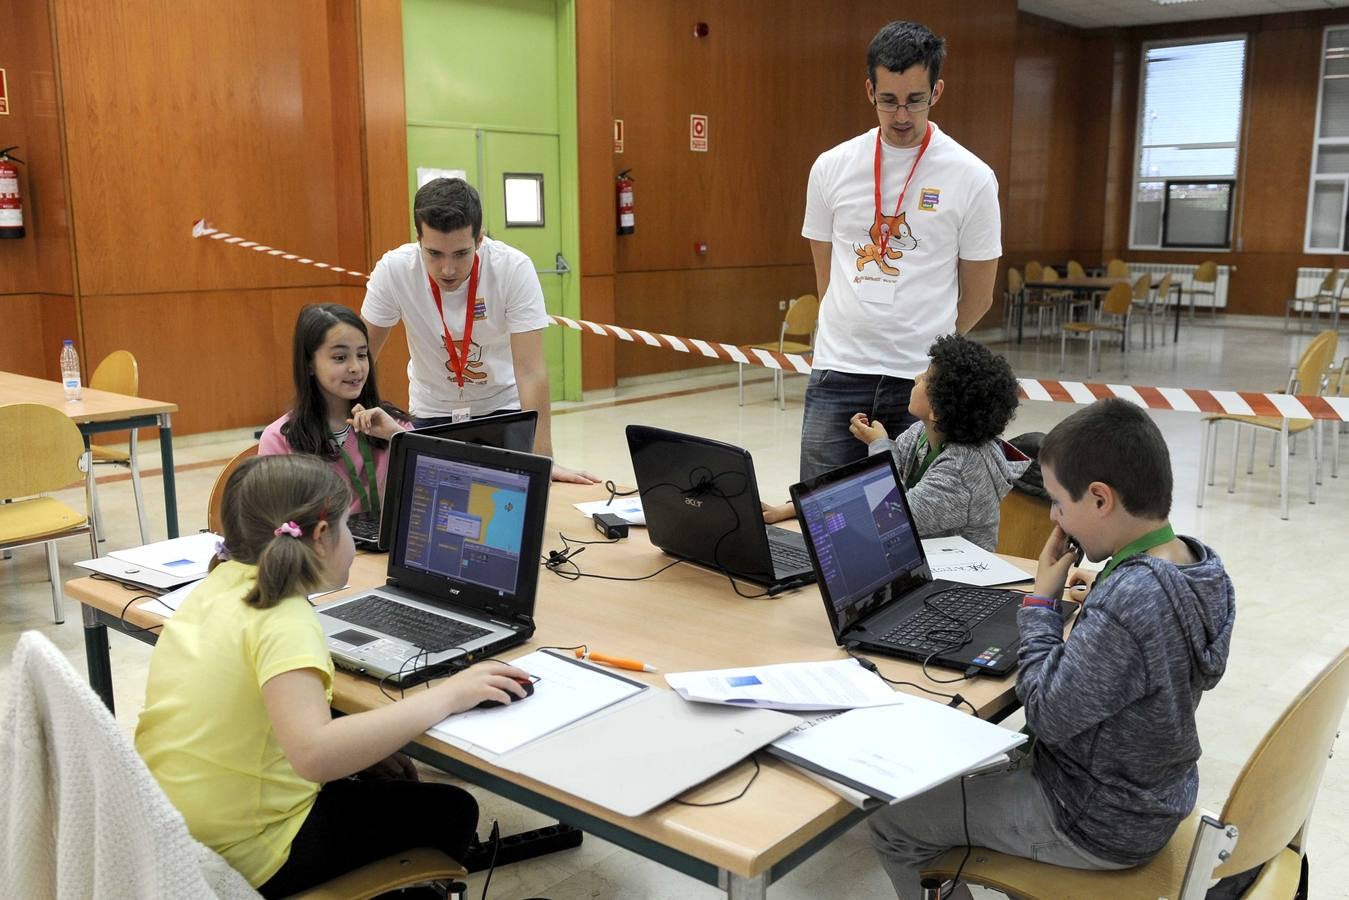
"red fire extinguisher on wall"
0,147,24,240
616,169,634,236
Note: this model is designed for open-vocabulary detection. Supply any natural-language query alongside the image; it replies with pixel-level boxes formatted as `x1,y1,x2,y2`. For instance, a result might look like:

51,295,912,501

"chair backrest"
1131,273,1151,300
1025,260,1044,281
1007,268,1023,293
1106,259,1129,279
783,293,820,337
1293,331,1339,396
207,444,259,534
1100,281,1133,316
89,350,140,397
1040,267,1059,283
0,403,89,500
1156,272,1174,298
1066,260,1086,279
1214,647,1349,877
995,490,1053,560
1317,267,1339,296
1194,260,1218,285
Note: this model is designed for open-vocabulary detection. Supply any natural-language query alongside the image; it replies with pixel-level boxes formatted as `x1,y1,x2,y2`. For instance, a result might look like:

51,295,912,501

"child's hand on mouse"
440,661,532,714
849,412,887,444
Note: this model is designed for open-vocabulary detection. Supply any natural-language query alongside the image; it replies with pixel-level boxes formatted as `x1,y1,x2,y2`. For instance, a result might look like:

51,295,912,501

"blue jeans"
799,370,917,481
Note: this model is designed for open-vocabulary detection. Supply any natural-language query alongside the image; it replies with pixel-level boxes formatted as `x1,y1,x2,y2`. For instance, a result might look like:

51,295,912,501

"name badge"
852,273,900,306
450,407,472,424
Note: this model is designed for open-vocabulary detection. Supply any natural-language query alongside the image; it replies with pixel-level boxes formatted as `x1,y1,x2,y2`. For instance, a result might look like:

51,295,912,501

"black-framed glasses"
874,96,933,114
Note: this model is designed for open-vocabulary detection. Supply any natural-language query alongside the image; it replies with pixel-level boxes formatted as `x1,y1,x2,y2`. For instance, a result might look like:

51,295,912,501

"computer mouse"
474,677,534,710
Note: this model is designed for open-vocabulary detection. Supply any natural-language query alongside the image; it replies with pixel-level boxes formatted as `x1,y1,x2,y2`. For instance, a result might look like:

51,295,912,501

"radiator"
1289,267,1341,313
1124,262,1231,310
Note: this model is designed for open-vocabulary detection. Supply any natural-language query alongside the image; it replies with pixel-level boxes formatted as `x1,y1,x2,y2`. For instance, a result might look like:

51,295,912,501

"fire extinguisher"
616,169,634,236
0,147,24,240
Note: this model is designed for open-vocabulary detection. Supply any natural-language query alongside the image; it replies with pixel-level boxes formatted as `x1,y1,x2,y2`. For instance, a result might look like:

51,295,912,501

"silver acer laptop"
318,433,551,684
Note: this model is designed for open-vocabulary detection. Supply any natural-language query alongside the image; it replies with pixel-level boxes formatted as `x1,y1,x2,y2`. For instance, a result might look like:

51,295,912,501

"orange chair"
87,351,149,544
739,294,819,410
1059,282,1133,377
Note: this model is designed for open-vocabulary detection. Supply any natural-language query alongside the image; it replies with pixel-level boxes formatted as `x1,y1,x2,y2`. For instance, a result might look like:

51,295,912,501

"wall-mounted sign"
0,69,10,116
416,166,468,188
690,114,707,152
614,119,624,153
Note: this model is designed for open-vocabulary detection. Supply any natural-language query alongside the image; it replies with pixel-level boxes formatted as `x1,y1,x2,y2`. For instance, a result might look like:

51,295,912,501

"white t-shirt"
361,236,550,418
802,123,1001,379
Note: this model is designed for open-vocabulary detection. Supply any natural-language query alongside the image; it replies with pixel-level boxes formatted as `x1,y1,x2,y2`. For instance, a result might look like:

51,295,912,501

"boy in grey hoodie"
765,335,1026,552
869,398,1235,899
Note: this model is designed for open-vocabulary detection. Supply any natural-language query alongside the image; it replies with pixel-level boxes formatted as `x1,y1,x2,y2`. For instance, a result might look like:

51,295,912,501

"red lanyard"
427,254,481,388
872,122,932,257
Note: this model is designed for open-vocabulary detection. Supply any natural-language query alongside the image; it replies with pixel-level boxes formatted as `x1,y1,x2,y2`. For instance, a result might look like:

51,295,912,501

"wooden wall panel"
587,0,1018,377
577,0,616,387
51,0,362,297
359,0,412,262
0,0,73,299
580,274,616,390
613,265,815,377
80,286,367,435
0,294,76,377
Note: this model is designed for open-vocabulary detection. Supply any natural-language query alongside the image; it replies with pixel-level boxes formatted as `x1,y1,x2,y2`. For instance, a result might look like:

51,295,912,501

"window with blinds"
1306,26,1349,252
1131,37,1246,250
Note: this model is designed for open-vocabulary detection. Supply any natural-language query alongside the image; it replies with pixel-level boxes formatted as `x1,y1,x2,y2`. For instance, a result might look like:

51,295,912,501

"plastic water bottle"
60,339,82,401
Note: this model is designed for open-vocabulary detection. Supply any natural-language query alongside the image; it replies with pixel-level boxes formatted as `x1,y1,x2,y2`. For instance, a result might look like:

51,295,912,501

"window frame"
1129,34,1248,252
1303,24,1349,254
1160,179,1236,249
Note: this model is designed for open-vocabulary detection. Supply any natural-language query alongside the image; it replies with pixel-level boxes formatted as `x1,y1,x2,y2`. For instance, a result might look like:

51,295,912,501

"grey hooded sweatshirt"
867,421,1030,551
1016,537,1235,865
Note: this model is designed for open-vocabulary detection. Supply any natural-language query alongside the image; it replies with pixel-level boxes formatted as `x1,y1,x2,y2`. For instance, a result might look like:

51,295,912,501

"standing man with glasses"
798,21,1001,481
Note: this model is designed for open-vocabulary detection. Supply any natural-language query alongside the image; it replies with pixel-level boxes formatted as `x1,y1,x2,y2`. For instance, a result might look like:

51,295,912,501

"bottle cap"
63,339,73,345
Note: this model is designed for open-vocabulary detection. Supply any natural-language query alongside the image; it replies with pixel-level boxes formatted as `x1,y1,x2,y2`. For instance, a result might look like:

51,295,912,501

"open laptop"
349,410,539,551
790,451,1036,677
318,433,551,684
625,425,814,591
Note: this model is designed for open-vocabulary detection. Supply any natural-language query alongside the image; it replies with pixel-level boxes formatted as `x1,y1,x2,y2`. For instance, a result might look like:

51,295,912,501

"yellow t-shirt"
134,561,334,887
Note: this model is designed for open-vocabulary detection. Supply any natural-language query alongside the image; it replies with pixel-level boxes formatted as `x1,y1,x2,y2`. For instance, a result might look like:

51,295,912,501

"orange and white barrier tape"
191,219,1349,422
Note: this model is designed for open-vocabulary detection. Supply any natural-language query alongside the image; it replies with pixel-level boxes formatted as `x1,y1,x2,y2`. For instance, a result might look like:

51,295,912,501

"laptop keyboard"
879,588,1009,655
348,512,380,543
766,527,812,571
327,595,491,652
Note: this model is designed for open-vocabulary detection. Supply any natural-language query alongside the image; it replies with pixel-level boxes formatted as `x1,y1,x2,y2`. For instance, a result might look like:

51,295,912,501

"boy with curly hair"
851,333,1025,550
767,334,1025,551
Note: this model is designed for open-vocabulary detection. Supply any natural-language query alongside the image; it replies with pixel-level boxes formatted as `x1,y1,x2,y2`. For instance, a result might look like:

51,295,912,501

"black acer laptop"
349,410,539,551
625,425,814,591
318,434,550,684
790,451,1038,676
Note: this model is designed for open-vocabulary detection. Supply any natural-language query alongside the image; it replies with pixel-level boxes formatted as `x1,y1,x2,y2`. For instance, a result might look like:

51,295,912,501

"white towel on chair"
0,631,259,899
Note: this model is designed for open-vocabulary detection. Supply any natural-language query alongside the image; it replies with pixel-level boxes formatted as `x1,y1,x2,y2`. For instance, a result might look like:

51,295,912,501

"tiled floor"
3,317,1347,899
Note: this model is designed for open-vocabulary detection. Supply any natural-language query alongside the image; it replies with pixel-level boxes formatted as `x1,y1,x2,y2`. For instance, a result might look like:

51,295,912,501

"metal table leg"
158,412,179,538
82,604,115,713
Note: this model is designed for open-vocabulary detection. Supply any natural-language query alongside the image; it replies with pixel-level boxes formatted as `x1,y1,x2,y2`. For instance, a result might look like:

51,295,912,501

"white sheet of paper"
768,699,1026,805
665,658,903,711
573,498,645,526
110,532,222,579
138,581,348,620
427,649,646,756
921,536,1033,587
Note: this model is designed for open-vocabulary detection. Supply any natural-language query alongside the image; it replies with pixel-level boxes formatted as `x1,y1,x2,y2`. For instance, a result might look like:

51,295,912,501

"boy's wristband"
1020,593,1060,612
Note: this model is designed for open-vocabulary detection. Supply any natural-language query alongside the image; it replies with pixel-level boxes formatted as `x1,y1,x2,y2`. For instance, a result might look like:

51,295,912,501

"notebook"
625,424,815,591
349,410,538,552
318,434,551,684
790,451,1033,676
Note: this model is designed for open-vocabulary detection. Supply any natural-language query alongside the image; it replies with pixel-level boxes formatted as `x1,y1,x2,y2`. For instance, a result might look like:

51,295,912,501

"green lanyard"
907,433,942,489
336,432,380,515
1095,523,1176,588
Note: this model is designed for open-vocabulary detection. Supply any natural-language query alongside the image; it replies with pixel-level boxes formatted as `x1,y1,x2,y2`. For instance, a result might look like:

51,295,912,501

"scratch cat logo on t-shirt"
441,336,489,383
854,211,919,277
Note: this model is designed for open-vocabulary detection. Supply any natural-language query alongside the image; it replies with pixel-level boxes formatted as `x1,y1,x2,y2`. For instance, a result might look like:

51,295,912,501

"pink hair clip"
274,521,302,538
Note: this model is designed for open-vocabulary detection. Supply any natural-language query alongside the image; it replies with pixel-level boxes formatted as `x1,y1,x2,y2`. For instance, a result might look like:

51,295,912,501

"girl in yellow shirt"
136,455,530,895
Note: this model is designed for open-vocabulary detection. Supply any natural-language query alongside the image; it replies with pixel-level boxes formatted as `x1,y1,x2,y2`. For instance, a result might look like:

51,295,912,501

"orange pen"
574,648,657,673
